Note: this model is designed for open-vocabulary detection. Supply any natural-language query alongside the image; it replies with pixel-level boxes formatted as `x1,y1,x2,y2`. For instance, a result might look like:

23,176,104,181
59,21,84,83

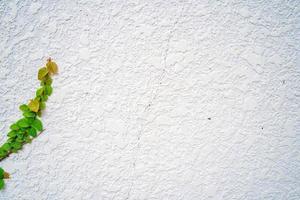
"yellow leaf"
38,67,48,80
28,99,40,113
3,172,9,179
46,60,58,74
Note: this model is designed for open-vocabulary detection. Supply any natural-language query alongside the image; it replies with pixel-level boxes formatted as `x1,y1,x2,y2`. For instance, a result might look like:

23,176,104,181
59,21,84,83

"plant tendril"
0,58,58,190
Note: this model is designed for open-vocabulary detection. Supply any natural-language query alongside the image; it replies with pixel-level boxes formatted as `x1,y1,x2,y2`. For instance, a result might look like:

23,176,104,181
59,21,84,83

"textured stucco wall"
0,0,299,199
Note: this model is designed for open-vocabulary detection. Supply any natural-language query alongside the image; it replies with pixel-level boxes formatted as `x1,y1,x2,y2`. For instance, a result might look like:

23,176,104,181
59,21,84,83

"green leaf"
40,102,46,110
16,130,25,137
0,151,7,158
12,142,22,150
31,118,43,131
38,67,48,80
16,133,24,140
36,87,44,96
11,149,18,153
28,127,37,137
0,180,4,190
0,179,4,190
10,124,19,131
2,143,11,152
7,130,17,138
27,117,34,124
28,99,40,112
41,95,48,102
44,85,53,96
35,96,41,101
7,138,15,143
37,111,42,117
19,104,29,112
16,137,24,143
23,111,36,118
17,118,30,128
0,167,4,179
41,75,53,86
24,135,32,143
45,76,53,85
0,149,7,158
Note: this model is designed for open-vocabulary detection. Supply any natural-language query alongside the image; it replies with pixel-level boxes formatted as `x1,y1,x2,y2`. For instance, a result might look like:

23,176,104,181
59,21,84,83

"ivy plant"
0,58,58,190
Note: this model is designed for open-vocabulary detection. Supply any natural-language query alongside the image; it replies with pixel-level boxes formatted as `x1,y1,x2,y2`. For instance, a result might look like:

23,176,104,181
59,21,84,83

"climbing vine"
0,58,58,190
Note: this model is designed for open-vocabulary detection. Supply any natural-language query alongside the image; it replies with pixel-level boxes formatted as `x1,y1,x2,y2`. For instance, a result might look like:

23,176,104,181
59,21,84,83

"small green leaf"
24,135,32,143
28,127,37,137
0,179,4,190
45,76,53,85
37,111,42,117
16,137,24,143
16,130,25,137
41,95,48,102
23,111,36,118
44,85,53,96
19,130,26,136
7,138,15,143
31,118,43,131
2,143,11,152
11,149,18,153
41,75,53,86
0,167,4,179
40,102,46,110
27,117,34,124
36,87,44,96
7,130,17,138
19,104,29,112
0,149,7,158
38,67,48,80
16,131,25,142
35,96,41,101
17,118,30,128
10,124,19,131
12,142,22,150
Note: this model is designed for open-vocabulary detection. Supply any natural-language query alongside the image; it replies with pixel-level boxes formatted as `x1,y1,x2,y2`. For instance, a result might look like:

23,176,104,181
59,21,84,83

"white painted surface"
0,0,299,199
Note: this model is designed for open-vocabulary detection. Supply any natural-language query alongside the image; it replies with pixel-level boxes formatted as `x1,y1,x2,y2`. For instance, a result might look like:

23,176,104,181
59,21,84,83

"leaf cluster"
0,59,58,190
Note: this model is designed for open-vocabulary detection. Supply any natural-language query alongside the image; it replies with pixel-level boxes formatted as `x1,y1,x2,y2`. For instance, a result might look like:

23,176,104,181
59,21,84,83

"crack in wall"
125,4,187,199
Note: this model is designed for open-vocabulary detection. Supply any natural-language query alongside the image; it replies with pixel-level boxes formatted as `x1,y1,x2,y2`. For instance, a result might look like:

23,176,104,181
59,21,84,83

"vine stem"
0,129,45,162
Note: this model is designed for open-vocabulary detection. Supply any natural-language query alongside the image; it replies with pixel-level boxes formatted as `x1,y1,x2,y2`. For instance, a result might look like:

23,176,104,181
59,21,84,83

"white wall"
0,0,299,199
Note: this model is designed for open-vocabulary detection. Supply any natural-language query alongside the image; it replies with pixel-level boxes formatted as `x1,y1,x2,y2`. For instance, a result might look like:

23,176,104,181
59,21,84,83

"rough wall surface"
0,0,299,199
